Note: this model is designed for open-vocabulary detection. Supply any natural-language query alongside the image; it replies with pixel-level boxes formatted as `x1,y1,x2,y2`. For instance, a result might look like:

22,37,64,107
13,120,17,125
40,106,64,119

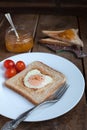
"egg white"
24,69,53,89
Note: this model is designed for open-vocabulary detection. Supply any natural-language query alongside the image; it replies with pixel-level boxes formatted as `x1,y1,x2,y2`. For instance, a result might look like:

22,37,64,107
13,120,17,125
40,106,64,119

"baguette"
4,61,66,105
42,29,83,47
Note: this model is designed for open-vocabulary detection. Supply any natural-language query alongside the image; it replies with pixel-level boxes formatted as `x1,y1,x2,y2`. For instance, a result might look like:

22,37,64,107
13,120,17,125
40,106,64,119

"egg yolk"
28,74,44,86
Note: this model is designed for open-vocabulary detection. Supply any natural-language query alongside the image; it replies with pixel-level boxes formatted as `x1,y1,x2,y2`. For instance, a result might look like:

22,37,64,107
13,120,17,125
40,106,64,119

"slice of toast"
4,61,66,105
39,38,71,46
42,29,83,47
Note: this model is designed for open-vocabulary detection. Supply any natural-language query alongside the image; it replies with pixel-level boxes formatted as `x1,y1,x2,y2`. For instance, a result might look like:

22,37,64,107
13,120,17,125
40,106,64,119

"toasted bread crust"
5,61,66,105
39,38,71,46
42,29,83,47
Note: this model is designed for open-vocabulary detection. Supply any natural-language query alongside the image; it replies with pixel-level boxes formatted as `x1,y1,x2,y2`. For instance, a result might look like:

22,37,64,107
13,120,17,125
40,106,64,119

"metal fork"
1,83,69,130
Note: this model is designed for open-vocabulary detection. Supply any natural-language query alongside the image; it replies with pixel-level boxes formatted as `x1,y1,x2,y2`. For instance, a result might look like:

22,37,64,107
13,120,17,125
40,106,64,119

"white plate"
0,52,85,122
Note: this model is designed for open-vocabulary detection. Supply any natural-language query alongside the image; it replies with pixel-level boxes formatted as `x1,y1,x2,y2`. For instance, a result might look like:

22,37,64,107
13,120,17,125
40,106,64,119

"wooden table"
0,0,87,15
0,14,87,130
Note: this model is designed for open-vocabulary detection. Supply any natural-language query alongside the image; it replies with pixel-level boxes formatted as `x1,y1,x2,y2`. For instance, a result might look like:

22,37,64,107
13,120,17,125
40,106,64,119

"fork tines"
52,83,69,100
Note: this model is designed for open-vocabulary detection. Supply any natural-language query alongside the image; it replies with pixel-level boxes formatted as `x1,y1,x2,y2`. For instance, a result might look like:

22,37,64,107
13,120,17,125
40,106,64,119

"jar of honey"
5,25,34,53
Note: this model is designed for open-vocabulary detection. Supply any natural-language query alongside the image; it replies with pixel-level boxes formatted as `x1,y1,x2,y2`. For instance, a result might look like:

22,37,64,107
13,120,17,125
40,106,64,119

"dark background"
0,0,87,15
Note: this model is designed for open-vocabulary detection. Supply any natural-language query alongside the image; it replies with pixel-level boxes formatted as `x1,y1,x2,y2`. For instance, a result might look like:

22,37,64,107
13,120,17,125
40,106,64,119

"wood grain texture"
0,14,86,130
34,15,83,72
78,16,87,100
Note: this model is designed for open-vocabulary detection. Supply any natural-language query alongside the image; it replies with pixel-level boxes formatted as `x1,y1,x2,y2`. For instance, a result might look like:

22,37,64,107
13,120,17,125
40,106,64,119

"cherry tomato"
16,61,26,72
4,59,15,69
5,68,17,78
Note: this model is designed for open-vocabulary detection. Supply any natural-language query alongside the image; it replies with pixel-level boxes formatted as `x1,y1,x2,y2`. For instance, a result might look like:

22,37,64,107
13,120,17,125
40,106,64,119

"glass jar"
5,25,34,53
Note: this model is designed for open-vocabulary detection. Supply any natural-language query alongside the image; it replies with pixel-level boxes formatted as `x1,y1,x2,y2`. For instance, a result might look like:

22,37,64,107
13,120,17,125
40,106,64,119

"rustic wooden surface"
0,1,87,15
0,14,87,130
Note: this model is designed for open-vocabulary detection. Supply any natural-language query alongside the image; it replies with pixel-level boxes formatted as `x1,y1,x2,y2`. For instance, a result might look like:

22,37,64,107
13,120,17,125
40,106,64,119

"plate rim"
0,52,85,122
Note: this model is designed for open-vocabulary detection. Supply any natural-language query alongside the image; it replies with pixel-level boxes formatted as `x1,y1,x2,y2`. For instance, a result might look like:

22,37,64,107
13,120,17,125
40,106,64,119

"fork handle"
9,100,57,129
1,106,36,130
1,100,58,130
11,106,36,129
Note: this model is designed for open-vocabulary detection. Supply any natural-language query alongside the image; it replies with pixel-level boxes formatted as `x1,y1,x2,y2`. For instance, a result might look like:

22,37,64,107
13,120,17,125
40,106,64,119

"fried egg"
24,69,53,89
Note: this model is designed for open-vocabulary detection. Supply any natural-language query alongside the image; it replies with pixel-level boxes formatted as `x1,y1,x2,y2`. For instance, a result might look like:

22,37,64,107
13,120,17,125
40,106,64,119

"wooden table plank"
33,15,87,130
0,1,87,15
78,16,87,99
33,15,83,72
0,14,86,130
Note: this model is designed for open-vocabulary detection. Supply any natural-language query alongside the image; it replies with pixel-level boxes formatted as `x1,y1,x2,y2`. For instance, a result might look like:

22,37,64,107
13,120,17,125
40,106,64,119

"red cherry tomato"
5,68,17,78
16,61,26,72
4,59,15,69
